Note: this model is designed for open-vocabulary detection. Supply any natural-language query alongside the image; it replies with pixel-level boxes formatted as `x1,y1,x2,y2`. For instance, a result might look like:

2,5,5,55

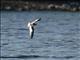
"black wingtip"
38,18,41,21
30,35,33,39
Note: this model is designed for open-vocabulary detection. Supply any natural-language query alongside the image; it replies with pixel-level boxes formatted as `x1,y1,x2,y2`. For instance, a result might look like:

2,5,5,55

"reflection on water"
1,11,80,60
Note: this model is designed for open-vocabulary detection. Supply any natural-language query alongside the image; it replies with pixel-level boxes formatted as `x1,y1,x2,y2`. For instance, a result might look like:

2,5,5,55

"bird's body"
27,18,41,39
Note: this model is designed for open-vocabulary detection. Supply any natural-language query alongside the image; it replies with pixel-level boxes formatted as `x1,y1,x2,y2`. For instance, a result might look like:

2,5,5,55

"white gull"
27,18,41,39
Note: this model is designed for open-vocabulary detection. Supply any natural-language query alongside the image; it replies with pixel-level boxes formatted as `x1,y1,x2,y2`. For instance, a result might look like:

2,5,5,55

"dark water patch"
7,33,14,36
17,37,26,39
69,28,80,32
1,43,9,46
18,28,28,31
58,23,69,25
52,55,76,59
0,43,9,47
65,19,71,21
38,31,54,33
0,55,76,59
0,55,49,58
60,32,77,35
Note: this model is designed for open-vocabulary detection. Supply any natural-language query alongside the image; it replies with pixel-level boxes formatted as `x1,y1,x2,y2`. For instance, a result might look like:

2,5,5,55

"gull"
27,18,41,39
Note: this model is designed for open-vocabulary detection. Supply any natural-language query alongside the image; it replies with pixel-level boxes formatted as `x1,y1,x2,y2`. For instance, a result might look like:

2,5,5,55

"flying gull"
27,18,41,39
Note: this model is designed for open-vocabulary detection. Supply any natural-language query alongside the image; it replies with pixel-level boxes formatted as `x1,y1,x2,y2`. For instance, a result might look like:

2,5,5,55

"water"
1,11,80,60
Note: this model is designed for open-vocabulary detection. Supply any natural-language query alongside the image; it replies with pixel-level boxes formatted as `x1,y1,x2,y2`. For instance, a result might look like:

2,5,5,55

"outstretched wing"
31,18,41,24
29,26,34,39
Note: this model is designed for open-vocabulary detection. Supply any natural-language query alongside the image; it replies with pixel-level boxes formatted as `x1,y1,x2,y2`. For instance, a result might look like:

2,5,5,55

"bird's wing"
31,18,41,24
29,26,34,39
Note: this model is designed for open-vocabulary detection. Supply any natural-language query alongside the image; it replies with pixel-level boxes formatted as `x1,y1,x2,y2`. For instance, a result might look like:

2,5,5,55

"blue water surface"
1,11,80,60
